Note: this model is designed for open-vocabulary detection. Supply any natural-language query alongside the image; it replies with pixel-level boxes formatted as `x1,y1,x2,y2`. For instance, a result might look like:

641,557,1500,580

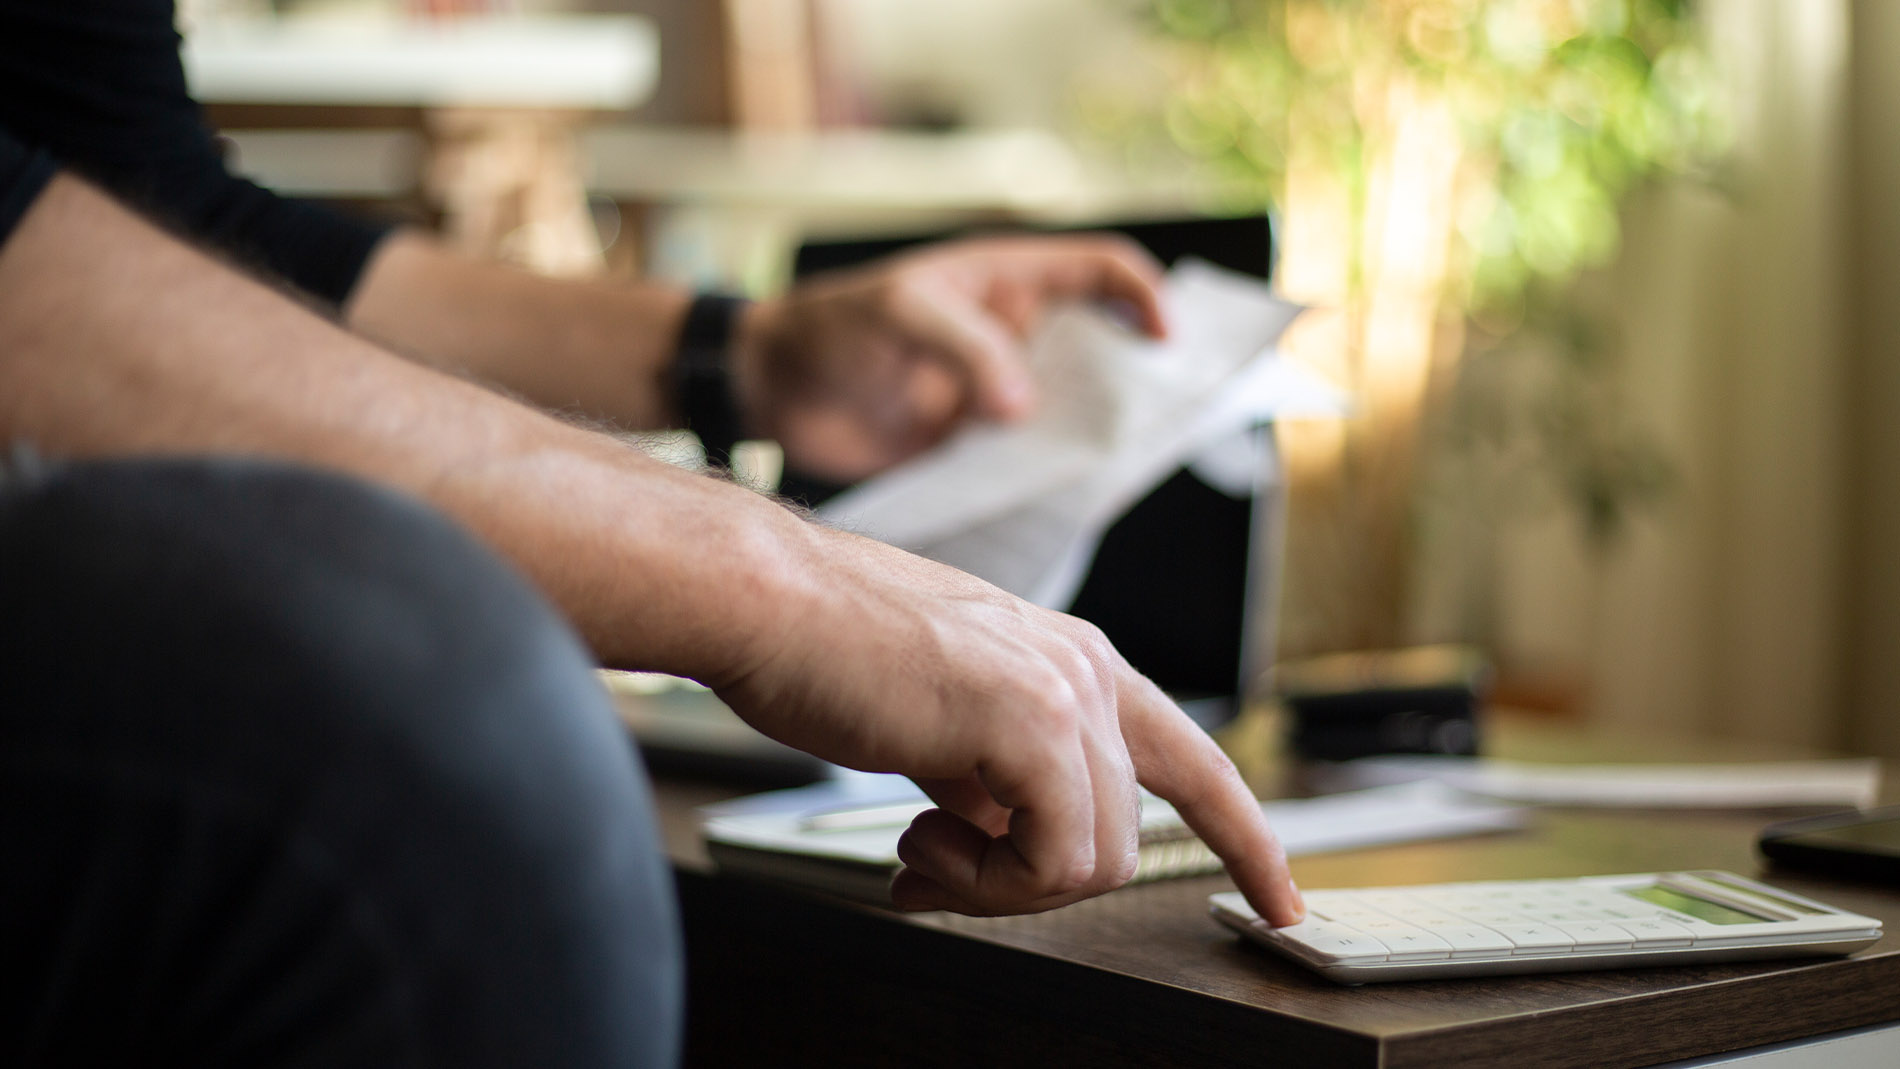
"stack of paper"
817,258,1346,608
1321,756,1883,809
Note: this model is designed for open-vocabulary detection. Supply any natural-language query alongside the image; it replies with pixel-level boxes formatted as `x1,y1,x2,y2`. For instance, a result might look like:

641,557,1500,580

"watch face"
677,294,749,464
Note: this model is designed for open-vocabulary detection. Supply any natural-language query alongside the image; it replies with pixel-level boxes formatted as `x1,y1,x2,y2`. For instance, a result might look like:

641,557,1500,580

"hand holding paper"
733,235,1171,483
819,259,1346,608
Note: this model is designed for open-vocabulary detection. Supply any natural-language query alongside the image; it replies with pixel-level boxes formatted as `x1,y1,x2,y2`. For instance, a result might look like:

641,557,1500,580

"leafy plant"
1108,0,1724,649
1142,0,1721,322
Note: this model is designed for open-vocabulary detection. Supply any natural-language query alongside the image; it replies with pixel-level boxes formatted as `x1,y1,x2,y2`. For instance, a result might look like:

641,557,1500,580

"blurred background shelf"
189,11,660,275
182,14,658,109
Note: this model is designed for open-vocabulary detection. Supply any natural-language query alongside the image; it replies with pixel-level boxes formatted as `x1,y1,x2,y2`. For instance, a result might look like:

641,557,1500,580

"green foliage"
1123,0,1727,549
1143,0,1722,319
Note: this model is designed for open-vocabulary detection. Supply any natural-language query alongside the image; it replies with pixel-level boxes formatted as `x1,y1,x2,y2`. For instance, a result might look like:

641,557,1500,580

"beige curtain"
1480,0,1900,755
1844,0,1900,758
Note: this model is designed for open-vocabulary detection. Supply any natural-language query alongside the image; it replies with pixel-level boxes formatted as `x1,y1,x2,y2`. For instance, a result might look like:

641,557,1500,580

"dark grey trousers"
0,455,681,1067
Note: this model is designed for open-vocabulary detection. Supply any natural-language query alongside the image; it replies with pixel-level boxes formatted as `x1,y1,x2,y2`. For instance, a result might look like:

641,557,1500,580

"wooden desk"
651,724,1900,1068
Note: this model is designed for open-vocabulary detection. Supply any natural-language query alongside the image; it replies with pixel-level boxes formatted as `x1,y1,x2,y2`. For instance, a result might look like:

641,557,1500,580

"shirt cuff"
0,134,57,253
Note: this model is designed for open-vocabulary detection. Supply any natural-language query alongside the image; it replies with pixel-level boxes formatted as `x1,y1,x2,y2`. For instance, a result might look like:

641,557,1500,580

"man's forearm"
345,231,695,430
0,175,1309,925
0,175,796,682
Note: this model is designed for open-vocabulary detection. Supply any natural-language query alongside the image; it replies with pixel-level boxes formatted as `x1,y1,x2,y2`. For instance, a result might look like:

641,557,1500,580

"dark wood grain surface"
656,717,1900,1067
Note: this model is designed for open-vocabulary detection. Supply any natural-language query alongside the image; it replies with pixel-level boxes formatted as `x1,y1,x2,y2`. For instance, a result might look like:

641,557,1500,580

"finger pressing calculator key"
1209,871,1882,984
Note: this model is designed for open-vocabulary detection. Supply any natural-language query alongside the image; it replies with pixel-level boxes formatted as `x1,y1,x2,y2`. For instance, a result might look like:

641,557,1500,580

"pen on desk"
799,799,934,832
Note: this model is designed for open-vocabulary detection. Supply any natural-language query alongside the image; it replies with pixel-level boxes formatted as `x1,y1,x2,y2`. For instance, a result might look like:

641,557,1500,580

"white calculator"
1210,870,1883,983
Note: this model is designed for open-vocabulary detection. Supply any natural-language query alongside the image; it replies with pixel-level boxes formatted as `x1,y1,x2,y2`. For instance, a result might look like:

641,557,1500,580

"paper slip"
816,258,1346,607
1211,781,1528,856
1324,755,1882,809
700,780,1527,868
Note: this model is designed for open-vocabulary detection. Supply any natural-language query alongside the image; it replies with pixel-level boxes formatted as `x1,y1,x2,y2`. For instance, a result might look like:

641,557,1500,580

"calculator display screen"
1697,873,1827,915
1621,885,1769,925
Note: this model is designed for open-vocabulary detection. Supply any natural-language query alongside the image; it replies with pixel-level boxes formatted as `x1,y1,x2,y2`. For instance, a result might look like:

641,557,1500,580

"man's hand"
708,521,1304,924
733,235,1169,483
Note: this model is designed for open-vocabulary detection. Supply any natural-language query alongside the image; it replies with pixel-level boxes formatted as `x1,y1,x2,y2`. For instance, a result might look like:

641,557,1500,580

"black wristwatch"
673,293,750,469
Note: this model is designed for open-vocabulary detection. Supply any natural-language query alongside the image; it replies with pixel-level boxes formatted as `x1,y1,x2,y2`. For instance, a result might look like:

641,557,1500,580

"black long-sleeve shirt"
0,129,53,244
0,0,392,307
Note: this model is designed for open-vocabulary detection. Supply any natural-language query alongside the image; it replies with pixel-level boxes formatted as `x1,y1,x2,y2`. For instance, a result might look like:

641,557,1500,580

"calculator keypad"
1273,883,1724,963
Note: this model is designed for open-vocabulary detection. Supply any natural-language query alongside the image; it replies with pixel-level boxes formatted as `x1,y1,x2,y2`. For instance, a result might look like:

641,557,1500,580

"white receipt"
817,259,1346,607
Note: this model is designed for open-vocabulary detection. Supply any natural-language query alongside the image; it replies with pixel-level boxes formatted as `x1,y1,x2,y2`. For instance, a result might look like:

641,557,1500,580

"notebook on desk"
700,780,1527,905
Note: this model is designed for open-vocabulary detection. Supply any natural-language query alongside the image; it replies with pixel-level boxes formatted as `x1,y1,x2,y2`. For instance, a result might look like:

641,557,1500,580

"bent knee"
0,455,637,836
0,455,681,1066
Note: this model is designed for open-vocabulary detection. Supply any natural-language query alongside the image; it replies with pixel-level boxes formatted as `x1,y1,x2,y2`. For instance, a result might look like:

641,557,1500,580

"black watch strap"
674,293,749,469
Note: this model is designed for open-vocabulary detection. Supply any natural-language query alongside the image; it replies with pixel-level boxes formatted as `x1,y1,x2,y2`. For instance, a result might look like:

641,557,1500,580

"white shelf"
580,126,1222,218
183,15,658,110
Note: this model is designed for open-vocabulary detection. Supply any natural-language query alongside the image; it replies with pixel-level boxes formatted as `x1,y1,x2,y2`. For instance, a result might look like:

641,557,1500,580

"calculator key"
1353,924,1453,961
1307,911,1368,930
1384,908,1466,928
1434,926,1519,958
1274,921,1390,963
1618,918,1695,947
1304,895,1383,917
1312,914,1391,933
1453,909,1535,926
1307,899,1389,922
1654,911,1718,931
1552,921,1635,949
1352,917,1424,935
1489,923,1575,953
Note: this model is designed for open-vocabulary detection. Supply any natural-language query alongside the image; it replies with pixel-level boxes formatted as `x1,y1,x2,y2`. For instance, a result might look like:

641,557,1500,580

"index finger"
938,236,1162,341
999,235,1170,340
1117,667,1305,927
1066,237,1169,340
884,282,1035,422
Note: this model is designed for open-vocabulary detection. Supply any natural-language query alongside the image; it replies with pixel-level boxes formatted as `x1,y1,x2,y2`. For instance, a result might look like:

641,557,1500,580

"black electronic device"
1277,646,1489,762
1758,805,1900,884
